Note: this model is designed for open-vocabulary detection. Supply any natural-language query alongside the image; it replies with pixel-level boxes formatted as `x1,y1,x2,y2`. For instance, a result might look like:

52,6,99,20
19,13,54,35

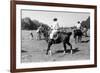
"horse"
36,25,51,40
38,25,73,55
36,26,43,40
82,27,89,37
73,29,83,43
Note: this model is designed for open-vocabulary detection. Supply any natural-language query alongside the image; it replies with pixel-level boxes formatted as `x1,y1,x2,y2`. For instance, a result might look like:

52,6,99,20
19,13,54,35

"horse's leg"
63,42,67,54
38,32,41,40
78,35,81,43
67,42,73,54
74,36,77,44
74,31,77,44
37,33,40,40
79,35,82,43
46,42,52,55
78,36,80,43
80,35,82,42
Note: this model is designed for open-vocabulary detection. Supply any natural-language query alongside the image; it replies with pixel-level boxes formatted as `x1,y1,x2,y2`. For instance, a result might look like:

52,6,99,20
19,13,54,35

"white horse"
36,26,43,40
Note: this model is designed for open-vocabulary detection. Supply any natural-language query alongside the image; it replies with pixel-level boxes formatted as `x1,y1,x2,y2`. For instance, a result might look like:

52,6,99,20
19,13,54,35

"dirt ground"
21,30,90,63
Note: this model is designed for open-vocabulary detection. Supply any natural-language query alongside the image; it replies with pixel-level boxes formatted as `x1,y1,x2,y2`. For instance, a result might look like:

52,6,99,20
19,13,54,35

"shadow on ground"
54,48,80,54
21,50,27,53
81,40,89,43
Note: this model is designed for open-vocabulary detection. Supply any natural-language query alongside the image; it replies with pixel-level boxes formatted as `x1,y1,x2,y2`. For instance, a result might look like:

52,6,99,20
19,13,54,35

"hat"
53,18,57,21
77,21,80,23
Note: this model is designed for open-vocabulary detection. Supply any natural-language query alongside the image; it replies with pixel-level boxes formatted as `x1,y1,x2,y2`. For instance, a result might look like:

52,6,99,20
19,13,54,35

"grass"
21,30,90,63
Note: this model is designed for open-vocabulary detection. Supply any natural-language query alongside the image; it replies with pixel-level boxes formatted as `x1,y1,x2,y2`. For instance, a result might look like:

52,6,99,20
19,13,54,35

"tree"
81,16,90,29
21,17,50,30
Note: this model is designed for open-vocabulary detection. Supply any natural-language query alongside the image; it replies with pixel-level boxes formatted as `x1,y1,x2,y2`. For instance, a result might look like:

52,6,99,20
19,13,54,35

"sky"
22,9,90,27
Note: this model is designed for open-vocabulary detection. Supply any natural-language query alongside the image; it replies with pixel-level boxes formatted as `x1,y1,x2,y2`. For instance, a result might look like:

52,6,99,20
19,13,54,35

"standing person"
29,30,33,40
50,18,60,40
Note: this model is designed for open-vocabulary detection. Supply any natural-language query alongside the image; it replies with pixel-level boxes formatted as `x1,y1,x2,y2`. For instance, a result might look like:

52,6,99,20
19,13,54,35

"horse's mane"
42,24,51,31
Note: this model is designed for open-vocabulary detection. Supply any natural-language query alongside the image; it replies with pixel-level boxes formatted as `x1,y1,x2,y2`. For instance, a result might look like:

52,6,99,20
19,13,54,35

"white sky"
22,10,90,27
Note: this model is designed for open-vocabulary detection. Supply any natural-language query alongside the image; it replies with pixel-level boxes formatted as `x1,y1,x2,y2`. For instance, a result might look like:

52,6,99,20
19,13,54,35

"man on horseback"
75,21,81,30
74,21,83,43
50,18,60,40
74,21,82,34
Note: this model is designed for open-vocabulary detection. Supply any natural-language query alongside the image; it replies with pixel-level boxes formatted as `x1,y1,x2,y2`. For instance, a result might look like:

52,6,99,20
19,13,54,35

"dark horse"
73,29,83,43
38,25,73,55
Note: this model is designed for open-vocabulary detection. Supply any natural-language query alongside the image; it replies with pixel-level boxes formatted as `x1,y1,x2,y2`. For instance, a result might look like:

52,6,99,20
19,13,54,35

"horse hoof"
63,51,66,54
46,53,48,55
46,52,52,55
46,53,52,55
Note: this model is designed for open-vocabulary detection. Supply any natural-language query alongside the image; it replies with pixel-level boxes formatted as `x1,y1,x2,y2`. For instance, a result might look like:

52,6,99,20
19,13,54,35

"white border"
16,5,95,69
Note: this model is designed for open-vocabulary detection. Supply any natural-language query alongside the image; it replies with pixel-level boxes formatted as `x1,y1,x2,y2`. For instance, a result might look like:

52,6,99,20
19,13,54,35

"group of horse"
34,25,88,55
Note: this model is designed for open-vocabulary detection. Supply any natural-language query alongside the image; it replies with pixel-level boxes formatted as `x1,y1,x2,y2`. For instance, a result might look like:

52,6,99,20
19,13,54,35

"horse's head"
37,25,51,39
36,25,44,34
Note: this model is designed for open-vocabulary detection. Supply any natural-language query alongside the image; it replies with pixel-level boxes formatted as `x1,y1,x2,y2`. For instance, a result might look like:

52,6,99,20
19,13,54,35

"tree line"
21,16,90,30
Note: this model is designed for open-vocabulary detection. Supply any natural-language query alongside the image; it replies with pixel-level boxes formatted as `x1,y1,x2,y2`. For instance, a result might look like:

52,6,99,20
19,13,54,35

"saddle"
74,29,83,36
75,29,82,33
53,31,60,40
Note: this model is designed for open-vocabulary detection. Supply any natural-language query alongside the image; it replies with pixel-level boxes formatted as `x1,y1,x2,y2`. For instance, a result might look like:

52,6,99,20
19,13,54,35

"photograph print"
21,10,90,62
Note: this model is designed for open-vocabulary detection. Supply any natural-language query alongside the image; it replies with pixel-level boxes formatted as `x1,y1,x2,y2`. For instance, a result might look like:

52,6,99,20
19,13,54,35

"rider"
75,21,81,31
50,18,60,40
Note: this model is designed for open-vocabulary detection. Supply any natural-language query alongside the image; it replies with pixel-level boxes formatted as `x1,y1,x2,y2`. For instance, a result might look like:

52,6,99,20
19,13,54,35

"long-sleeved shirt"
51,22,60,30
75,23,81,29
